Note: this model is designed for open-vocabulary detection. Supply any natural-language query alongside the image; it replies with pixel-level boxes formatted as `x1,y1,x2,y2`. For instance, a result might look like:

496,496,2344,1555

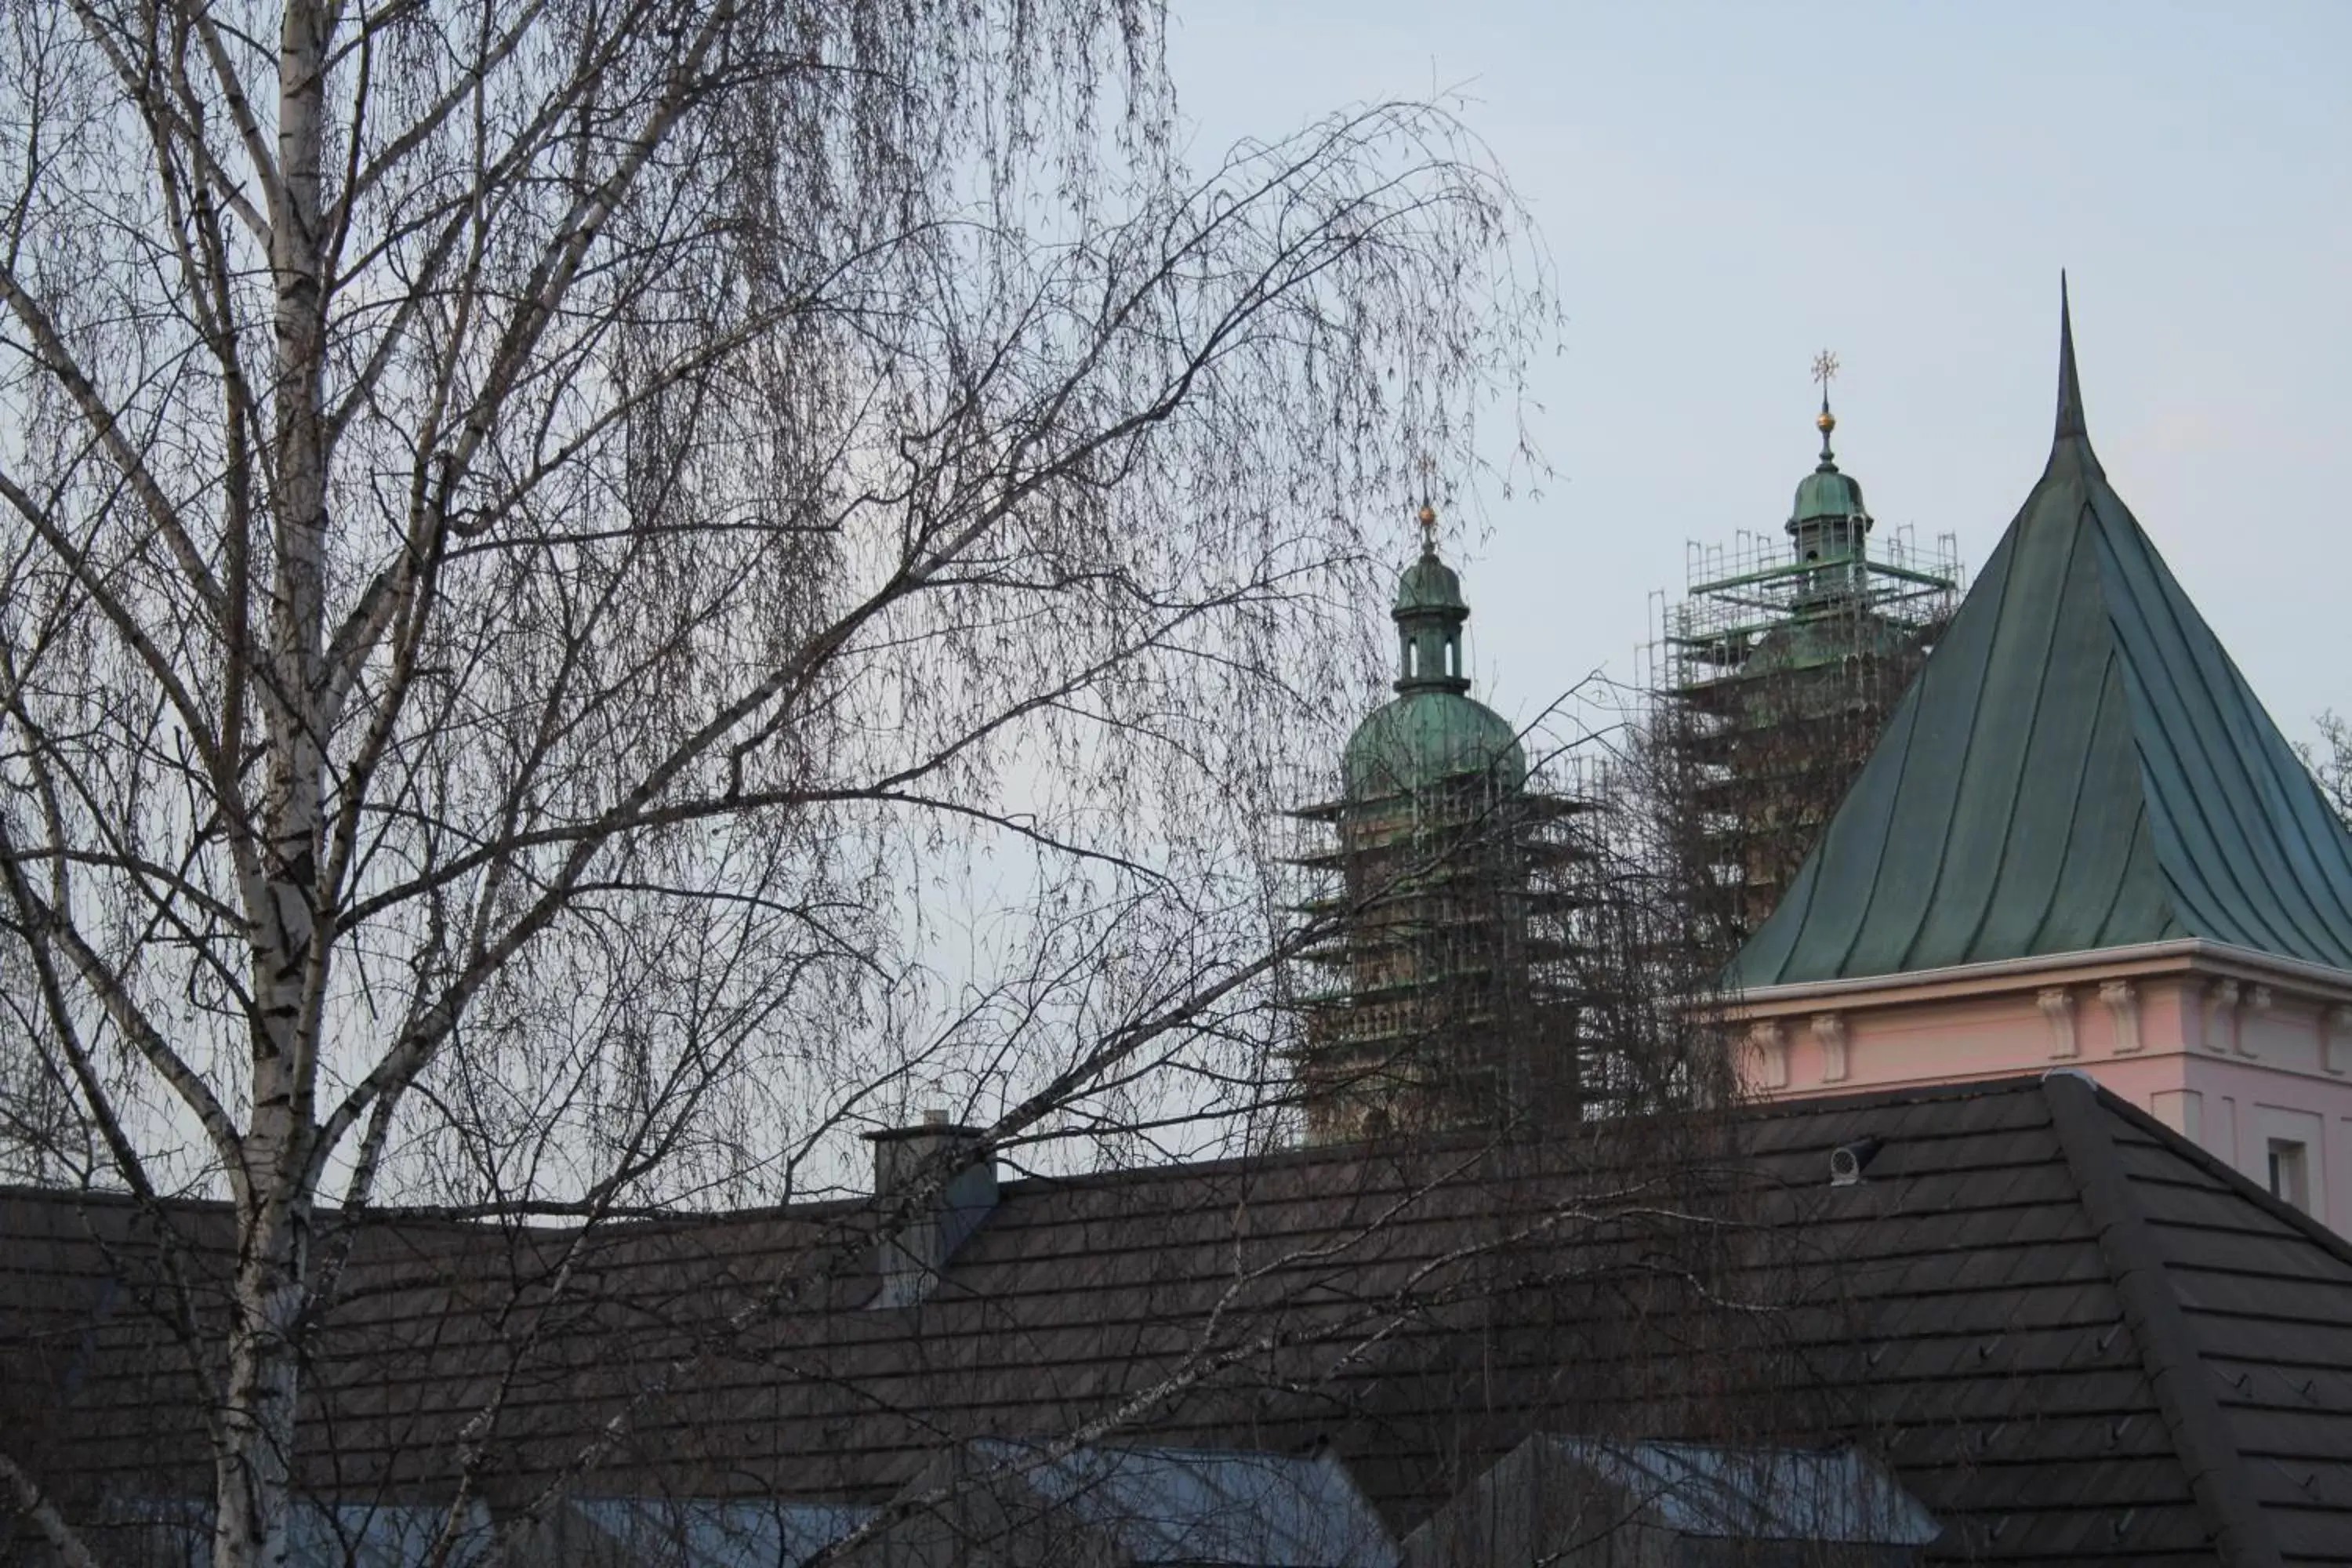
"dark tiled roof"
1733,292,2352,988
7,1076,2352,1566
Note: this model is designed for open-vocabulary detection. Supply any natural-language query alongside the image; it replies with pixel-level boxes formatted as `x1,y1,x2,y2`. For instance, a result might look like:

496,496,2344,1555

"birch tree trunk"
219,9,330,1563
0,4,1549,1564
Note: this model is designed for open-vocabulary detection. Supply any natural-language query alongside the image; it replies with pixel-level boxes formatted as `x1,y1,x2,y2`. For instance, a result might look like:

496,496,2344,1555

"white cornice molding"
1723,938,2352,1018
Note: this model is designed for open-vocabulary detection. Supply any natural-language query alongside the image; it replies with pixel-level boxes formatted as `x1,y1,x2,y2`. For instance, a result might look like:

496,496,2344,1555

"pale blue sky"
1168,1,2352,749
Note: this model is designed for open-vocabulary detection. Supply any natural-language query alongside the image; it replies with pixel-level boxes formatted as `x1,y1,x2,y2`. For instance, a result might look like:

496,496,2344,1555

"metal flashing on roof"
556,1498,877,1568
1540,1436,1939,1544
959,1439,1400,1568
1401,1433,1940,1566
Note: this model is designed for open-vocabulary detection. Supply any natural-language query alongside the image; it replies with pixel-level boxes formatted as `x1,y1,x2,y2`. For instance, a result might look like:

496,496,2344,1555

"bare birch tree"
0,2,1548,1564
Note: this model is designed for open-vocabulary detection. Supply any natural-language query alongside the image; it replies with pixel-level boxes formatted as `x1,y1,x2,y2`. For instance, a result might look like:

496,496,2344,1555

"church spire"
2054,271,2088,442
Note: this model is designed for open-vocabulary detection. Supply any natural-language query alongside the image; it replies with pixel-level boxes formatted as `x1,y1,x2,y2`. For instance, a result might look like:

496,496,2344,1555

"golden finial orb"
1817,408,1837,434
1414,499,1440,553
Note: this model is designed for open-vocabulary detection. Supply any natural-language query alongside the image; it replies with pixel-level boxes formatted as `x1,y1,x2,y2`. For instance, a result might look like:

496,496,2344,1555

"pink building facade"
1732,939,2352,1229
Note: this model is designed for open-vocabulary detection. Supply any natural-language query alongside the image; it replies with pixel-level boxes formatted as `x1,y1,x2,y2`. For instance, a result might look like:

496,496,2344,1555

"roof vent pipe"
1830,1138,1884,1188
863,1111,997,1309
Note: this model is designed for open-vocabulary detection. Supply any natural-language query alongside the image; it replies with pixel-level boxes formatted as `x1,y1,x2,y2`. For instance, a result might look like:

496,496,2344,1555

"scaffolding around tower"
1645,517,1962,956
1283,757,1608,1144
1276,503,1625,1145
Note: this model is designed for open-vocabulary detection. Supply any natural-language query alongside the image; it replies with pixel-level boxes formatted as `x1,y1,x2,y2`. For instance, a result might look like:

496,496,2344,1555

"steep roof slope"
1737,1074,2352,1566
1733,292,2352,989
2070,1083,2352,1563
9,1078,2352,1565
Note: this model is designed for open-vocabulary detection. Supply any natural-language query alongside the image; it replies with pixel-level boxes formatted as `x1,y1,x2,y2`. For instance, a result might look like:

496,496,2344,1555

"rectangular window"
2267,1139,2310,1212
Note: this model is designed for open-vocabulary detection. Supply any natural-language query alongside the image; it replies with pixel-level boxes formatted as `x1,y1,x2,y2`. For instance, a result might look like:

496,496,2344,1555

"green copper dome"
1396,551,1468,615
1343,688,1526,799
1791,464,1867,526
1338,516,1525,800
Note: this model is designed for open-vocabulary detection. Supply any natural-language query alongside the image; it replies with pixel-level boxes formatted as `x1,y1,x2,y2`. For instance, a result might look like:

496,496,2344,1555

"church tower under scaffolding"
1288,506,1595,1144
1650,360,1963,956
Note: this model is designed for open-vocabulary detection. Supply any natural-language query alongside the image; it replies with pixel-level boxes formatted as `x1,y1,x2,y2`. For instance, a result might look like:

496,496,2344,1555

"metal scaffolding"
1646,521,1963,955
1283,760,1612,1143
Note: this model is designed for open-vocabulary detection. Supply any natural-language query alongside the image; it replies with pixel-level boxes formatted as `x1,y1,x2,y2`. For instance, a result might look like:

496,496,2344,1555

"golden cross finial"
1811,350,1840,441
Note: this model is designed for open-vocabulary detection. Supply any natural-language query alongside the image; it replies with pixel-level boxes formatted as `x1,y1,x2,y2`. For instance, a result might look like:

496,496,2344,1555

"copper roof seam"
2042,1073,2284,1568
2087,803,2161,952
2100,516,2317,963
2096,536,2246,952
2108,503,2352,962
1953,494,2100,966
1806,621,1944,982
2214,635,2352,964
1871,547,2011,976
2028,652,2127,956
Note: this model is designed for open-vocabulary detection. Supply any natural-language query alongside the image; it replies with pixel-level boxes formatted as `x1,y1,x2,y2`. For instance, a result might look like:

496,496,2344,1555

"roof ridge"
2040,1073,2282,1568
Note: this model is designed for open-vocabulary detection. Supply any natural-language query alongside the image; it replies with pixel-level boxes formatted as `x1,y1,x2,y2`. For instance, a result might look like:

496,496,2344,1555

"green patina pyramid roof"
1733,287,2352,989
